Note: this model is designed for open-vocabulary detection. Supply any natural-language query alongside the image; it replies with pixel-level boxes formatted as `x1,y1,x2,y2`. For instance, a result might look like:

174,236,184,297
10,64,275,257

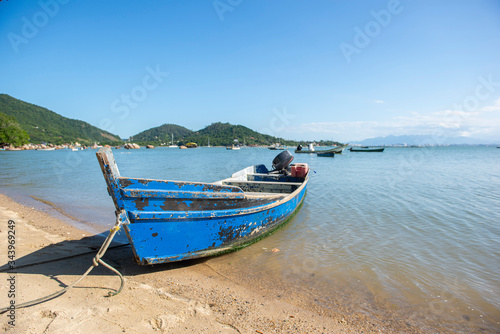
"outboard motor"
272,150,294,171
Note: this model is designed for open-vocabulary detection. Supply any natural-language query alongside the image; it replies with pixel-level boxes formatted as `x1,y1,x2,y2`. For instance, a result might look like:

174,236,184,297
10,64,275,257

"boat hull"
349,147,384,152
317,152,335,157
296,145,346,155
124,185,306,264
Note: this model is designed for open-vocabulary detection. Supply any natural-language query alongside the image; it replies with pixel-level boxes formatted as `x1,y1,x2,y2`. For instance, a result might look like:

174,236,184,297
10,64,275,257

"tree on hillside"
0,112,29,147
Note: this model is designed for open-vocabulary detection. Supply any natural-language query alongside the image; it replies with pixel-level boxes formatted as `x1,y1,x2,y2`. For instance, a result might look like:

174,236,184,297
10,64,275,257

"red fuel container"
291,163,309,178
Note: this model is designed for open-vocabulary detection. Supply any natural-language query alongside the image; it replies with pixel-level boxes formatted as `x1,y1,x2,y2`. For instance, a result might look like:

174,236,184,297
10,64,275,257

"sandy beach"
0,192,457,334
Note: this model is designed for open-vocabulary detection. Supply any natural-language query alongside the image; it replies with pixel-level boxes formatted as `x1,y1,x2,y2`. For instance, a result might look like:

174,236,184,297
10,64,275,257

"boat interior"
97,148,307,211
216,164,305,195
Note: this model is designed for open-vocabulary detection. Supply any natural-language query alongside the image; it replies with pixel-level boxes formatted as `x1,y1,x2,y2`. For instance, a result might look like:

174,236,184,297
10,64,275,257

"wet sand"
0,193,468,333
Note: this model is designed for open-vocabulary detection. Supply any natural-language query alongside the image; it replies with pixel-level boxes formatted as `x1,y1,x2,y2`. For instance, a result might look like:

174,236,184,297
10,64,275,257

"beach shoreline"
0,192,479,333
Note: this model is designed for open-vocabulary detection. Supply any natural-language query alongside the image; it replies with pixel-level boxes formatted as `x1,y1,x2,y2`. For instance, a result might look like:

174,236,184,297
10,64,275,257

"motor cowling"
272,150,294,170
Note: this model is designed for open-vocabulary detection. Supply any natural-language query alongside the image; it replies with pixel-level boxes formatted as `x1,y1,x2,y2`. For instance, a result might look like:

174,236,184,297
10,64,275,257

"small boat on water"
269,143,285,150
168,134,177,148
297,144,346,155
317,145,347,155
317,151,335,157
96,148,309,264
295,143,316,153
349,146,385,152
226,144,241,150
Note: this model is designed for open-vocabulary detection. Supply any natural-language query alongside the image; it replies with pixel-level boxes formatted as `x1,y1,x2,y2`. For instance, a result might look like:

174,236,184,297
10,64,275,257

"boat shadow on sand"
0,232,207,289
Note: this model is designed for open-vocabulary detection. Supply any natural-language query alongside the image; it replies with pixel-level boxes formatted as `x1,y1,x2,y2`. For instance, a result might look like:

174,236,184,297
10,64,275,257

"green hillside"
133,121,344,147
132,122,297,147
0,94,122,145
132,123,193,144
185,122,294,147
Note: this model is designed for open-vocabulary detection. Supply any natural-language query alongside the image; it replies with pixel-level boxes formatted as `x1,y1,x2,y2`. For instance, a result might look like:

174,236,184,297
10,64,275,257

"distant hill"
185,122,295,147
131,123,193,144
132,122,307,147
0,94,121,145
353,134,493,146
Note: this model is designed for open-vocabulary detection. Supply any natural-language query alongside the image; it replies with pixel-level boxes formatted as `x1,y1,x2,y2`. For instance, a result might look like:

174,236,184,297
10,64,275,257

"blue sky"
1,0,500,142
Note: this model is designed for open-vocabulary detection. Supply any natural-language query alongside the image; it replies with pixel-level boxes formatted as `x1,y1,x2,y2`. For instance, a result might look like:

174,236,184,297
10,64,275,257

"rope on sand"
0,211,126,314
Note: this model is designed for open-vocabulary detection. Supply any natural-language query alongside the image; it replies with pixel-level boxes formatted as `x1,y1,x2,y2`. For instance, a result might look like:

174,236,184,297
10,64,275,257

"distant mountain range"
0,94,121,145
352,135,496,146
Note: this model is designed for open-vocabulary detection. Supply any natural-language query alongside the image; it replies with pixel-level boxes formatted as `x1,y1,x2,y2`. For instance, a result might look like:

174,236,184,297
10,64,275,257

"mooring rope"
0,212,126,314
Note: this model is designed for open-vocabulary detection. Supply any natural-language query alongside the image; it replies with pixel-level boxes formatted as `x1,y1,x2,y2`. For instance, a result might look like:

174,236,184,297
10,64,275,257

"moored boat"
96,148,309,264
168,134,177,148
295,143,316,153
349,146,384,152
318,145,347,155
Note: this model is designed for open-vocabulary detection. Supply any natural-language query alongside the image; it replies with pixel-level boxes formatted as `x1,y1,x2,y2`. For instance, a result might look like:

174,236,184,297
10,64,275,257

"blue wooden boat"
96,148,309,265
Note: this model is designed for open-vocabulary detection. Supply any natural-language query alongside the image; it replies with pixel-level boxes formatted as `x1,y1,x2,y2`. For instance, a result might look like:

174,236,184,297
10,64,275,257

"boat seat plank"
244,192,288,198
120,188,245,199
246,173,286,182
222,180,302,194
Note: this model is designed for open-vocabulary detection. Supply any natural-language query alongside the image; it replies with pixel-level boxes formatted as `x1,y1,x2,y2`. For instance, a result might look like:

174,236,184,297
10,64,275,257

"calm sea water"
1,146,499,331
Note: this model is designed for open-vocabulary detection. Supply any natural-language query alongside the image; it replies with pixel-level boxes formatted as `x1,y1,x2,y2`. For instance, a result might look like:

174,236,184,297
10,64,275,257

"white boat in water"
169,134,177,148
